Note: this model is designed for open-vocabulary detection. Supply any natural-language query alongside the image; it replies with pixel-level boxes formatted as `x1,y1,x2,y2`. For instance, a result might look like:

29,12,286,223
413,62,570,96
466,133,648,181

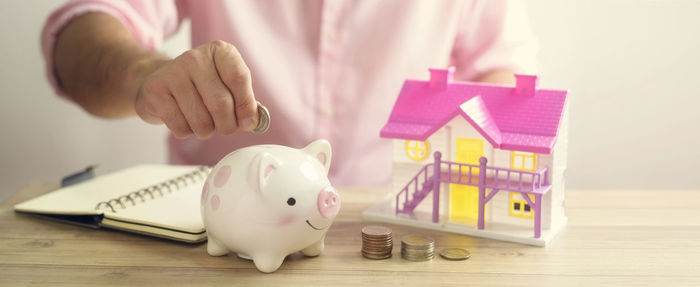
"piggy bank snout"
317,187,340,218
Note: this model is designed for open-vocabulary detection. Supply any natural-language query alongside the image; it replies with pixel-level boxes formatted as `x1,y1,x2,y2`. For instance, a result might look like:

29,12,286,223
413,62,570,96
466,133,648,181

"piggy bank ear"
302,139,332,174
253,152,281,192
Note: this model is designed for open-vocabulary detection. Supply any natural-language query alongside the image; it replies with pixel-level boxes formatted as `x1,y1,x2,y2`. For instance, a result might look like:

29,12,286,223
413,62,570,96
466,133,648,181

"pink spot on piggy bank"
200,140,339,273
210,195,220,211
213,165,231,188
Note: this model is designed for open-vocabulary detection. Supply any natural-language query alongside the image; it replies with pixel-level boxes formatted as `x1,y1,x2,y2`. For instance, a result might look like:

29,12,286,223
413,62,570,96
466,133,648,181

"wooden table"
2,183,699,286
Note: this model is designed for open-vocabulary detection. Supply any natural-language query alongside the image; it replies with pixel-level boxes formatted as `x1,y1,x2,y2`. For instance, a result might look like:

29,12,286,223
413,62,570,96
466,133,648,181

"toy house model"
363,67,569,246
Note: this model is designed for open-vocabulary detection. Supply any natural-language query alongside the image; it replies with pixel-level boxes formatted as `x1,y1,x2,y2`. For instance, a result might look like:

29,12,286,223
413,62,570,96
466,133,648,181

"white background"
1,1,699,202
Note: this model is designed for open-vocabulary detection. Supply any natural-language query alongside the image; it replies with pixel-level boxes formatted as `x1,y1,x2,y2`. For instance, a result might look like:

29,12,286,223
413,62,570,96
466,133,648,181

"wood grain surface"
1,183,699,286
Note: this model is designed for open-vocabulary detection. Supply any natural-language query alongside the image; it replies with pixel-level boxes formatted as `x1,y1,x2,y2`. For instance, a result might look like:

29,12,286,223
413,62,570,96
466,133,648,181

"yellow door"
449,138,484,225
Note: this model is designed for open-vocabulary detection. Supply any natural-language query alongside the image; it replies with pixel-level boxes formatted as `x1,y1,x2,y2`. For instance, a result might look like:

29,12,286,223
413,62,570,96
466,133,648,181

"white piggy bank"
200,139,341,273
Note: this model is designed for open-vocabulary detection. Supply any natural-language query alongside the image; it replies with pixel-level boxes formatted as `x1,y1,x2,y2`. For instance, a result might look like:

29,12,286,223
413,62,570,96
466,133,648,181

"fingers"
135,82,192,139
158,94,193,139
210,40,258,131
190,52,238,136
134,40,257,139
168,75,215,139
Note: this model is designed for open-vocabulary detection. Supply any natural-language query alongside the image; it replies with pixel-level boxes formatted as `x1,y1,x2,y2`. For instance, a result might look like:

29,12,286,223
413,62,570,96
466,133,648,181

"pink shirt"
42,0,537,186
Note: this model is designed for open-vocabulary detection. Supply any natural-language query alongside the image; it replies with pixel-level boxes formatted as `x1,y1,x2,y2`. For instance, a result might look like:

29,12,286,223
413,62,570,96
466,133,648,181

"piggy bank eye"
287,197,296,206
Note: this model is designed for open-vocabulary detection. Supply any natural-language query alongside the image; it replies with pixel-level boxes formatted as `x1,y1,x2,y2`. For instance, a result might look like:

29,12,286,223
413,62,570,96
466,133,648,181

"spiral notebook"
14,165,210,243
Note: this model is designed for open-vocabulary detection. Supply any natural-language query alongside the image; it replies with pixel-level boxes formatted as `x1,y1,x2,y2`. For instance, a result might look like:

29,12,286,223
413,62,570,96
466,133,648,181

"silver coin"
402,248,434,253
251,101,270,134
402,256,433,262
402,254,435,259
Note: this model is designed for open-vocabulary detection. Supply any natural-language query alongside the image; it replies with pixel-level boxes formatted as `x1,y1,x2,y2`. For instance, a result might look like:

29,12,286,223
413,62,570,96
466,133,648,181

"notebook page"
104,179,205,233
14,165,198,215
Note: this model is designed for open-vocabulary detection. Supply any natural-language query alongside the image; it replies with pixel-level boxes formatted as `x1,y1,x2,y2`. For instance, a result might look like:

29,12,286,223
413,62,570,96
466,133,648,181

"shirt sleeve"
450,0,539,81
41,0,183,97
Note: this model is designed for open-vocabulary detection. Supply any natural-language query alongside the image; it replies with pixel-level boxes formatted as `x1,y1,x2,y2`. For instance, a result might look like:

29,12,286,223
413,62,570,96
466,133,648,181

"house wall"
443,116,553,229
390,106,569,231
391,127,449,214
489,149,553,229
391,128,449,165
549,101,570,229
444,117,495,163
488,102,575,230
486,101,569,230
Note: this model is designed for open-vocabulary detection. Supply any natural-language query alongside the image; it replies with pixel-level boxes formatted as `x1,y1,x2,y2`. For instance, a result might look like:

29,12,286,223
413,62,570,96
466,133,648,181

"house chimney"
428,67,455,89
514,74,538,96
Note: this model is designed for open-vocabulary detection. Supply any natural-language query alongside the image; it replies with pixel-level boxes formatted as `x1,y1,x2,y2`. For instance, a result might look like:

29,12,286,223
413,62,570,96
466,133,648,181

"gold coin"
439,248,471,260
401,235,434,246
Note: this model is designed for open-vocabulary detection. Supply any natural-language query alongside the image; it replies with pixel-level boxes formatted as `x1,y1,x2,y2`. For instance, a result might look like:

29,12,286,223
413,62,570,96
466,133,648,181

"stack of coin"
361,225,393,260
400,235,435,261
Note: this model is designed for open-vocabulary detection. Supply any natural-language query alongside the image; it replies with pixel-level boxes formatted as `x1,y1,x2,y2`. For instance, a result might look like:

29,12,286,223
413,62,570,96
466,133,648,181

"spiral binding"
94,166,210,213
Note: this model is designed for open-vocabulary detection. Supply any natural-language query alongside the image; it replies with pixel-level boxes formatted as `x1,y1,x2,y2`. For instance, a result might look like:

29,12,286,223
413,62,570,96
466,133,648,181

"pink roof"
380,69,568,154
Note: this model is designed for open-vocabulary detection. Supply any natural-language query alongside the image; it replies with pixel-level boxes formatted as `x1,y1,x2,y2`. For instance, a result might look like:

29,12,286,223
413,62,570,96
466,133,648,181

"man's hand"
53,13,257,139
134,41,257,139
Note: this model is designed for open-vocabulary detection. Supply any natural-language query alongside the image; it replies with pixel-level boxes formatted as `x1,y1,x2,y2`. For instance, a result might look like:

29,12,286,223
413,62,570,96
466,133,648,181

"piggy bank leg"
206,236,229,256
301,238,325,257
251,254,285,273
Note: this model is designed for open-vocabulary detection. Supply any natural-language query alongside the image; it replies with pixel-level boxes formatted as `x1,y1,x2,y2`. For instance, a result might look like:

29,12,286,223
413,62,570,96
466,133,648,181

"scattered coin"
401,235,434,261
439,248,471,261
361,225,393,260
251,101,270,134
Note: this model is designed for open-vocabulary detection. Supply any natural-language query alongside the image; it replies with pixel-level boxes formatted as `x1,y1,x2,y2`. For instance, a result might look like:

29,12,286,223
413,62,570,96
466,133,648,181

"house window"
404,140,430,161
511,151,537,171
509,192,534,219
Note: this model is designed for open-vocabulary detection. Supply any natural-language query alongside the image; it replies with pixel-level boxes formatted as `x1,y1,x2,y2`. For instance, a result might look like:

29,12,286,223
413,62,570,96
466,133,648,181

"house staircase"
395,165,435,215
394,151,552,238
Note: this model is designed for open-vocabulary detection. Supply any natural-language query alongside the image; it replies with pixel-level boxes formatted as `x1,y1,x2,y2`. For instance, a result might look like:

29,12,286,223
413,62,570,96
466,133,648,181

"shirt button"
327,31,336,40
